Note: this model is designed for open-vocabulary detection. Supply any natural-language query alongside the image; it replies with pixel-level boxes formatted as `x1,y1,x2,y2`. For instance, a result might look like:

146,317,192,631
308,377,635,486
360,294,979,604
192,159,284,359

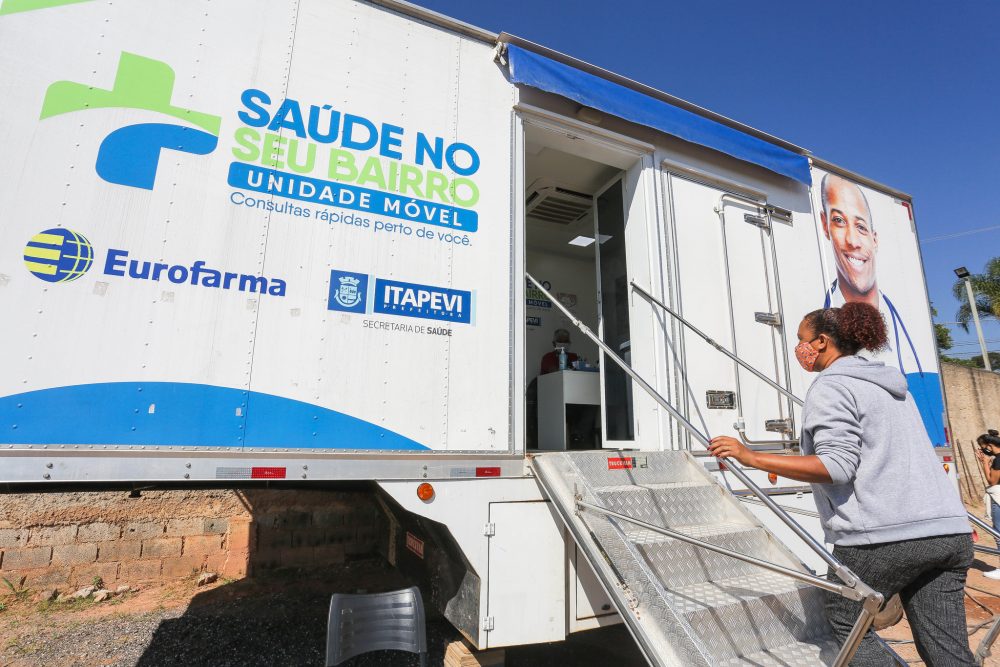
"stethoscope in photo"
824,279,925,376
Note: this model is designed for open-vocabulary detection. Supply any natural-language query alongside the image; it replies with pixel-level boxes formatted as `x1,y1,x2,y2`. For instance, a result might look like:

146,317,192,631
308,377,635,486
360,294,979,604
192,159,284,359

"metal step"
669,573,830,660
532,450,842,667
629,524,801,589
715,638,842,667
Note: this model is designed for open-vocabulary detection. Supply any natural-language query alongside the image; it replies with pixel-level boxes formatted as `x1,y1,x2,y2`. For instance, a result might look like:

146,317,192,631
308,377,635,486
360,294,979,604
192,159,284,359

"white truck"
0,1,959,664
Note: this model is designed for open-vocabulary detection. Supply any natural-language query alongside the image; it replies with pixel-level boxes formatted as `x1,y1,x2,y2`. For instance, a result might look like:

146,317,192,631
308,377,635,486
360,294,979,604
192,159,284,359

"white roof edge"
360,2,911,200
809,157,912,201
363,0,499,43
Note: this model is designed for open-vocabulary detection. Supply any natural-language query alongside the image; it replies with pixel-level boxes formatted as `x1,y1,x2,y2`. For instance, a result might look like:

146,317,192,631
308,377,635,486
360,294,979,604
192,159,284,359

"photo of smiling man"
820,173,924,375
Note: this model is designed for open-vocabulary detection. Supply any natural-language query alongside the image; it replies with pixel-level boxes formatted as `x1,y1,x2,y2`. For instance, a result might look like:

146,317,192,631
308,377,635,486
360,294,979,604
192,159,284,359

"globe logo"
23,228,95,283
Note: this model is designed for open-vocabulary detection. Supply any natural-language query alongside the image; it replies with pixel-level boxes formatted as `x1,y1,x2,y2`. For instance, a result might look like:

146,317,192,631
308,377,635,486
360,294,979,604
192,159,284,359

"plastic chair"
325,586,428,666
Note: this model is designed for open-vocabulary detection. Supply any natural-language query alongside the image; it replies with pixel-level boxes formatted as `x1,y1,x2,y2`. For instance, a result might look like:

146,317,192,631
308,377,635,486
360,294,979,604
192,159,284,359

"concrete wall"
0,488,382,590
942,362,1000,507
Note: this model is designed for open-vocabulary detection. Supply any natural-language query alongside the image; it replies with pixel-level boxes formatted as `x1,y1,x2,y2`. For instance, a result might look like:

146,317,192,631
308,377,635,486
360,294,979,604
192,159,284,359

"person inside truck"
540,329,579,375
709,302,974,666
975,429,1000,579
820,173,923,376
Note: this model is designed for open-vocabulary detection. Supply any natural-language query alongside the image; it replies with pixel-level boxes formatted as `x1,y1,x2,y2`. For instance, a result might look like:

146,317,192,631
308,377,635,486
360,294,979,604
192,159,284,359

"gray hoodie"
800,355,969,546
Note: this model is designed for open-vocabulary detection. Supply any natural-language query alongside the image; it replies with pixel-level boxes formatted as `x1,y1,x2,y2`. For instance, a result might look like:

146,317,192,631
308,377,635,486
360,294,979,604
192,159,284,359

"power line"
942,350,999,358
921,224,1000,243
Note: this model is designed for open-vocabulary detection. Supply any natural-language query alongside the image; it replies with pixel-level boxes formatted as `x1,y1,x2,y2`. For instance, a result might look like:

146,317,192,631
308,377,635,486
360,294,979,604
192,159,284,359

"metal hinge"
765,418,794,436
754,312,782,327
744,213,769,229
483,523,495,537
482,616,494,632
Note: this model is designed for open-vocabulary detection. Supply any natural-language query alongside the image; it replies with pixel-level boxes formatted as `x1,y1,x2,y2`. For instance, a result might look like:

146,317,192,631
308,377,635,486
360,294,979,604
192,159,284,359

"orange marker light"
416,482,435,502
767,473,778,485
943,463,950,473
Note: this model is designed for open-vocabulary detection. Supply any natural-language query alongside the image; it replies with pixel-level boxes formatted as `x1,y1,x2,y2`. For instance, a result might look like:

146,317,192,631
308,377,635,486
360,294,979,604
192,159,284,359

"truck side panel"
0,0,515,468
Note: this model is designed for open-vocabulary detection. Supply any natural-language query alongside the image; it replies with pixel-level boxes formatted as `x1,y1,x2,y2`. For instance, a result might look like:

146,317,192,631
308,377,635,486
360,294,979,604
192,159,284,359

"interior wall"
525,250,599,386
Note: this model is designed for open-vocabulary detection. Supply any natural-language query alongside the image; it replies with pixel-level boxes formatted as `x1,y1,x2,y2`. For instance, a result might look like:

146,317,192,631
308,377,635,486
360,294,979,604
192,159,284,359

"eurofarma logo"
23,228,286,297
23,228,94,283
104,250,287,297
39,52,221,190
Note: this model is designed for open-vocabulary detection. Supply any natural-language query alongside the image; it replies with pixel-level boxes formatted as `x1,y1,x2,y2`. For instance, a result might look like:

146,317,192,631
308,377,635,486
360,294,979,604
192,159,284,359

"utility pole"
955,266,992,371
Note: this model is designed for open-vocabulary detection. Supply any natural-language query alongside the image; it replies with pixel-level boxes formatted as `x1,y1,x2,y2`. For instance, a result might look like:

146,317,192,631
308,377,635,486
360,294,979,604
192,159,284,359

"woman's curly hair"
803,302,888,355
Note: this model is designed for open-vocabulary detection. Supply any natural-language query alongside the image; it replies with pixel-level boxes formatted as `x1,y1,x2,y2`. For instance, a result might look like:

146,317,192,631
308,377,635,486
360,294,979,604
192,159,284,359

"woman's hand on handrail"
708,436,833,484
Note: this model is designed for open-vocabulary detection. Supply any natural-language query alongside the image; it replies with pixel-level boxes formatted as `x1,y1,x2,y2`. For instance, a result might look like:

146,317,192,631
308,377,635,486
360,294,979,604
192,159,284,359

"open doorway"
522,122,640,451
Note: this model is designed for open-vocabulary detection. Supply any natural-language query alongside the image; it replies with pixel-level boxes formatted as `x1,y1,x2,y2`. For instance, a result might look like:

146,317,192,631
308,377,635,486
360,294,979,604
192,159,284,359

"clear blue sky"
414,0,1000,358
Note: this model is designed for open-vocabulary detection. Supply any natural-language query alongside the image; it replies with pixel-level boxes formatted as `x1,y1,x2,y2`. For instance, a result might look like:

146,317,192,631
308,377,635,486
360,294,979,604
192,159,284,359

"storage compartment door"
485,500,566,647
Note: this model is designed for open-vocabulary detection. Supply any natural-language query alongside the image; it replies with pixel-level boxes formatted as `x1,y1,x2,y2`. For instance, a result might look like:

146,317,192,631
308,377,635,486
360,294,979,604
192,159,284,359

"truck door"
665,172,794,447
594,161,657,449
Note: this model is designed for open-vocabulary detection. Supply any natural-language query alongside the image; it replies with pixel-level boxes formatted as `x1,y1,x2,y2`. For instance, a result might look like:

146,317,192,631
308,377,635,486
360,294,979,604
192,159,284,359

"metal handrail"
632,278,990,545
576,498,862,599
525,271,882,667
631,280,797,448
630,280,804,407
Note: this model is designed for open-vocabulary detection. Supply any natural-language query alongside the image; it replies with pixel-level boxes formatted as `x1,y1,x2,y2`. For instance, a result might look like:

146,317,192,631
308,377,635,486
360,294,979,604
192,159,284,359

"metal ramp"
533,451,840,667
524,271,892,666
535,450,841,666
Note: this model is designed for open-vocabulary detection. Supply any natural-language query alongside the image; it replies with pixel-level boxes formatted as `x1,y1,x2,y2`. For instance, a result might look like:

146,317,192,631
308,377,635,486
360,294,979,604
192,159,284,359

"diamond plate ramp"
532,450,839,667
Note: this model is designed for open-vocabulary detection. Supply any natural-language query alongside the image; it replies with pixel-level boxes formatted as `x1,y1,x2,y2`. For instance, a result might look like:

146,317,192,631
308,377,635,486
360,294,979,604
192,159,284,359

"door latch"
743,213,769,229
754,312,782,327
765,418,794,436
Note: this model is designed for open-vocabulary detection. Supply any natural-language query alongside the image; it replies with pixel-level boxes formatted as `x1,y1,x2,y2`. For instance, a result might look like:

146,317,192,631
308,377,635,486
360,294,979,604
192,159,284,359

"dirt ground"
0,557,650,667
2,549,1000,666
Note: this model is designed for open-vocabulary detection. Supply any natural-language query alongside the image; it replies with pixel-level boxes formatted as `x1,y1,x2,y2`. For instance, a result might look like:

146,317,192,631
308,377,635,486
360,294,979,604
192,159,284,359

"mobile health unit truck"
0,1,955,664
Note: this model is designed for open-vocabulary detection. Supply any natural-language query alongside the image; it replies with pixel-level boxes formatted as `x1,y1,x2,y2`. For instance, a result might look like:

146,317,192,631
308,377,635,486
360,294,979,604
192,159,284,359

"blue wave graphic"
96,123,218,190
906,372,946,446
0,382,427,450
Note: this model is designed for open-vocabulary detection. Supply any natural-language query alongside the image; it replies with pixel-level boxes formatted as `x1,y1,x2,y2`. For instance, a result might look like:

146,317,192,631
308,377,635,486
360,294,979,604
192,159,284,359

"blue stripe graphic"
0,382,427,450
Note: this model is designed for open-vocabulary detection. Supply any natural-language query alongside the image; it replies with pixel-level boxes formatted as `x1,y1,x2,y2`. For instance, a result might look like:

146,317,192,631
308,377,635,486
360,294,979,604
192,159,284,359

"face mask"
795,340,820,372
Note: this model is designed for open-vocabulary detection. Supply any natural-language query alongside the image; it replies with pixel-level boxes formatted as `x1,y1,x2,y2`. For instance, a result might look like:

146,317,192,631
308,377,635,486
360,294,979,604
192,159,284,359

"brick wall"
0,488,382,589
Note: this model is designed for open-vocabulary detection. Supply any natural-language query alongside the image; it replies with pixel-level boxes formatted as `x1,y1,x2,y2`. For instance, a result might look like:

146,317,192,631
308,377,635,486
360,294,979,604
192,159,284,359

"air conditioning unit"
525,178,593,225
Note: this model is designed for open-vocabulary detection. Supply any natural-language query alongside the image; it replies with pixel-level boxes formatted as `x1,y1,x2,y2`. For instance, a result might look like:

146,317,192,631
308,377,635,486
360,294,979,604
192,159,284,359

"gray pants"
826,533,975,666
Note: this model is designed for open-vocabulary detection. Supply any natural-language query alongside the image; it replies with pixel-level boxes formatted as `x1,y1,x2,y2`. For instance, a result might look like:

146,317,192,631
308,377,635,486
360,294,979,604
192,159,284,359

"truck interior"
522,121,640,452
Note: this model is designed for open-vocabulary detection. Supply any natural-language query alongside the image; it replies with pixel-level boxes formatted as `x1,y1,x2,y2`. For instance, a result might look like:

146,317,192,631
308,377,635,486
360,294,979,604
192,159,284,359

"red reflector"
943,456,953,462
251,467,286,479
973,528,980,543
475,467,501,477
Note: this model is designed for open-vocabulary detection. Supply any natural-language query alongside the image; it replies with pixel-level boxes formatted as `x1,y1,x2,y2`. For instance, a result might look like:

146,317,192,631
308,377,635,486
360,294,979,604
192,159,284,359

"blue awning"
506,44,811,185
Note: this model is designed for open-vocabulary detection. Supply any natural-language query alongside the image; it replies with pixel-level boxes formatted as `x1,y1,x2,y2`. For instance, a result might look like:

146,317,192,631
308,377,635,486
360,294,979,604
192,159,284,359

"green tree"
940,351,1000,370
931,305,953,351
953,257,1000,331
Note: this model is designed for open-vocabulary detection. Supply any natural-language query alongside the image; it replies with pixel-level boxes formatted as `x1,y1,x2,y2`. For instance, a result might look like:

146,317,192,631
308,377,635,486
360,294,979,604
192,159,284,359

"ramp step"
671,573,831,660
594,480,708,493
715,638,841,667
630,526,798,588
596,483,748,527
623,520,754,544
